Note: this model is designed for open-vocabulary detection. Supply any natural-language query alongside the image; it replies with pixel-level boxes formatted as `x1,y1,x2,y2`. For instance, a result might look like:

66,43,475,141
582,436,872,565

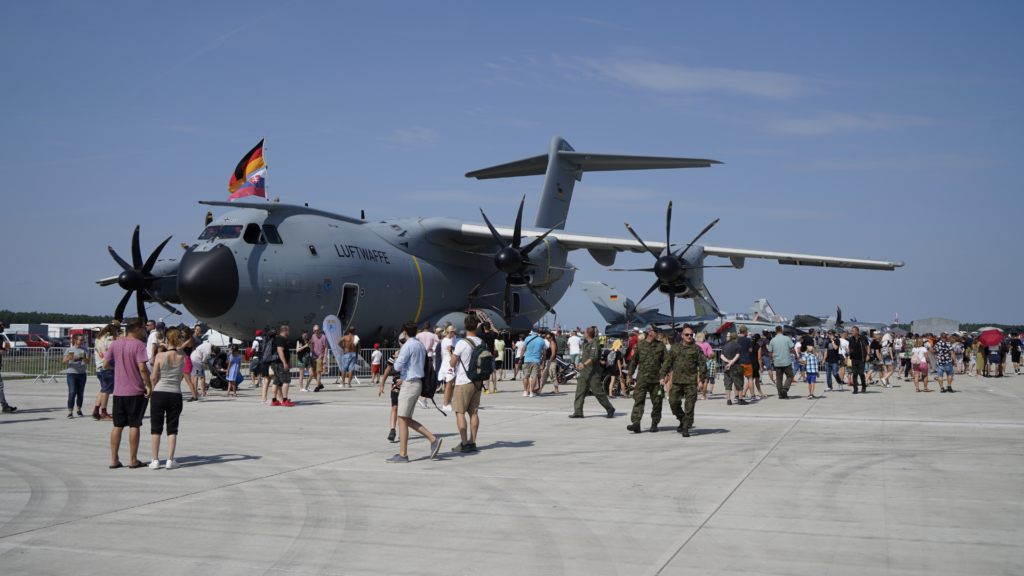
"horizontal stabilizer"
465,150,721,180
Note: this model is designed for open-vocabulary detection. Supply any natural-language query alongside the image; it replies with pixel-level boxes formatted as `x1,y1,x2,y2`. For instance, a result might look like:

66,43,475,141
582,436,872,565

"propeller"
608,201,723,328
105,226,181,321
469,195,565,323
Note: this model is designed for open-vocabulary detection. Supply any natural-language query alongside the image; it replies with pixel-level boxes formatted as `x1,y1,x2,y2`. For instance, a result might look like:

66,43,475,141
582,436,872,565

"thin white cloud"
572,57,809,99
382,126,440,146
762,112,934,135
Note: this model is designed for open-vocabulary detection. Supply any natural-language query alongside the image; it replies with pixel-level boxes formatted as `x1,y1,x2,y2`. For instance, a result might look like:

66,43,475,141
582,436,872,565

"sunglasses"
682,332,694,337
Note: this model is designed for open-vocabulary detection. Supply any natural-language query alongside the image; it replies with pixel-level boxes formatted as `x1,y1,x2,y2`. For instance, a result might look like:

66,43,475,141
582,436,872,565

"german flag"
610,295,618,301
228,139,266,194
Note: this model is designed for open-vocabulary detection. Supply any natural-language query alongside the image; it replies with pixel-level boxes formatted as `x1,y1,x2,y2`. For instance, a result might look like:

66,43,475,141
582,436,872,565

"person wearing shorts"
379,350,402,442
104,318,153,469
310,325,327,392
270,325,295,407
720,333,747,406
450,316,484,453
387,322,441,464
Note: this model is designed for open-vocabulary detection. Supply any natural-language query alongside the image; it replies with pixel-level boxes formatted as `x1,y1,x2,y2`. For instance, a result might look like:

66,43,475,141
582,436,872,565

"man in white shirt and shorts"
450,316,484,453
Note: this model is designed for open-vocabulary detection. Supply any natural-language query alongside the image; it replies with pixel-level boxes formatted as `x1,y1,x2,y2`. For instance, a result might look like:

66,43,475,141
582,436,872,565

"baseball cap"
632,327,639,332
644,325,655,334
155,322,167,330
255,330,263,336
374,343,380,348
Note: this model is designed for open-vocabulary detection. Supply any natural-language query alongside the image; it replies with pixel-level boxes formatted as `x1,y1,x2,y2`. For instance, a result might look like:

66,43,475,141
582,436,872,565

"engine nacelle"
523,237,568,288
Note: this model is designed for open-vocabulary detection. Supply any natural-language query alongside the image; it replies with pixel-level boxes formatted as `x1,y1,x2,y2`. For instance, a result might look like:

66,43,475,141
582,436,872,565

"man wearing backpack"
847,327,869,394
450,315,492,453
388,321,442,463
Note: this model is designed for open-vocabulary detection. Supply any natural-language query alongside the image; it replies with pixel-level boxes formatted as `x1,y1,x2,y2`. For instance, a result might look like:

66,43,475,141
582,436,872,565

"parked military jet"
96,136,903,343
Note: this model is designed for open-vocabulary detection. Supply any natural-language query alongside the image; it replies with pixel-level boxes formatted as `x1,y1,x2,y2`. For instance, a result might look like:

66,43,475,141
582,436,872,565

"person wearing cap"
626,326,666,433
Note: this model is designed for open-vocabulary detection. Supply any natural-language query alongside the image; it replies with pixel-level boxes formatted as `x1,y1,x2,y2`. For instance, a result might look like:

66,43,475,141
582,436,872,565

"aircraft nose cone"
177,244,239,319
654,255,682,283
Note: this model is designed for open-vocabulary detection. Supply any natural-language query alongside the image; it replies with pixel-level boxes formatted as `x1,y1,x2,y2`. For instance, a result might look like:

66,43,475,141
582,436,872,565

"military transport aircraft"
96,136,904,342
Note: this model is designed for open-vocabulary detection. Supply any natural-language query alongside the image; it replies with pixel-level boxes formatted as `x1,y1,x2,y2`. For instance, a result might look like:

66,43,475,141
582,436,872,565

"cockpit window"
216,225,243,239
243,223,265,245
262,225,283,244
199,226,220,240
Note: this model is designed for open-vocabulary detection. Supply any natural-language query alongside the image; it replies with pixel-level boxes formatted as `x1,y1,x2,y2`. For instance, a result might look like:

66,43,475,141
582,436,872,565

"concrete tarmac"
1,372,1022,575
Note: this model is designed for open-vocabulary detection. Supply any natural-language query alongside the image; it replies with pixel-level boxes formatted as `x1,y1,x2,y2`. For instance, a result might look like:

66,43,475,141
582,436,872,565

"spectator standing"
769,326,795,399
148,329,186,469
880,333,895,387
271,325,295,407
415,321,438,362
338,326,361,388
493,337,505,385
695,332,714,400
569,327,616,418
797,346,819,399
513,334,526,380
911,338,932,392
439,325,457,410
760,332,775,385
750,334,765,399
91,323,118,420
555,330,568,360
225,344,242,397
450,315,485,453
720,333,747,406
371,344,383,384
310,326,327,392
658,325,707,437
249,329,264,392
144,319,158,367
736,326,755,400
296,330,312,391
0,320,15,414
63,333,91,418
824,332,843,391
379,348,402,442
838,330,850,384
388,321,442,463
479,321,499,393
932,332,956,393
1010,333,1022,375
952,335,965,375
521,330,545,397
567,331,583,366
104,318,152,469
847,327,869,394
539,332,560,395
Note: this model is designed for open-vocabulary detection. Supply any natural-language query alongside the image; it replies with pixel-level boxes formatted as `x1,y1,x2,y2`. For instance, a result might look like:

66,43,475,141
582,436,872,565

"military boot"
626,423,641,433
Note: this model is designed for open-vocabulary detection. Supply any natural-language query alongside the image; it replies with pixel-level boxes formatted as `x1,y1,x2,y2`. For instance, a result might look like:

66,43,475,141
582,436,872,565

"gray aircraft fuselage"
173,205,573,342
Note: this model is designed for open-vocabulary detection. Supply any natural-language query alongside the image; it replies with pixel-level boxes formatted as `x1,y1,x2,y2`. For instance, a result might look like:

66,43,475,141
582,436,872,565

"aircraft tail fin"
692,285,720,317
580,281,633,325
465,136,721,230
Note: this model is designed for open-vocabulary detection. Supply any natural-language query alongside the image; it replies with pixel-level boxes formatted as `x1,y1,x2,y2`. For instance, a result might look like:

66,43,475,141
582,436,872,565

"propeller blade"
96,276,119,286
627,278,663,315
114,291,132,322
676,218,720,260
503,280,513,323
682,276,722,316
680,265,735,270
519,219,566,255
544,265,579,271
468,269,502,300
141,236,172,274
608,268,656,272
665,201,673,255
668,282,675,331
479,209,509,249
525,282,554,314
512,195,525,249
108,247,132,271
136,289,147,321
146,290,182,316
624,223,661,259
131,225,143,270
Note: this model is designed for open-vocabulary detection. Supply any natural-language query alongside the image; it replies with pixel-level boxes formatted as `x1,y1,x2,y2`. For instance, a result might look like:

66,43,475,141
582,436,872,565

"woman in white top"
149,328,187,469
440,325,457,411
910,338,931,393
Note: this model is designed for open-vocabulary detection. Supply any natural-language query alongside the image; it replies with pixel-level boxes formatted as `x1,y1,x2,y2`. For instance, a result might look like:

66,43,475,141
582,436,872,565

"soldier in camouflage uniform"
569,327,616,418
626,325,665,433
659,324,708,437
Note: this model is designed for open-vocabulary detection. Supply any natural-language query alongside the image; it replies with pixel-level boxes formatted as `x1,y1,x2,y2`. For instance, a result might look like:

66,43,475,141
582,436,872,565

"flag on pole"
228,138,266,199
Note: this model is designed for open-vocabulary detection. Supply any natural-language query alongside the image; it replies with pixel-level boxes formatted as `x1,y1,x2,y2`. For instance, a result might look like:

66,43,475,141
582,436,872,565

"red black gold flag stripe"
228,138,266,193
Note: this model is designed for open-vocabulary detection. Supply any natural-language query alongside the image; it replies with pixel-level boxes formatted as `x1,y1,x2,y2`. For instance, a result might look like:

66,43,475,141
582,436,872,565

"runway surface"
1,373,1022,575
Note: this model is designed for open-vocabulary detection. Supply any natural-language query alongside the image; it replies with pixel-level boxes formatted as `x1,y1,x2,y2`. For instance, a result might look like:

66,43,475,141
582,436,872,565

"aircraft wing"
701,246,904,271
459,223,667,254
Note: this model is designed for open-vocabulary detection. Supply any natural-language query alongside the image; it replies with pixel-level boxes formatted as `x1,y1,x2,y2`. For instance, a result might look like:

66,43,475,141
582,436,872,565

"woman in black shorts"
149,328,187,470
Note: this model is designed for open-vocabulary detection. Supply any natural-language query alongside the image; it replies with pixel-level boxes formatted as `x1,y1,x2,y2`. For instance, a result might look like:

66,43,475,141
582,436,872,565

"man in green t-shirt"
554,330,567,359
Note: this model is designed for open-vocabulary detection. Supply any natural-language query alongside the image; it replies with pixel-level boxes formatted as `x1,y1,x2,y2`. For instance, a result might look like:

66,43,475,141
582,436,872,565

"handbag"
845,357,853,368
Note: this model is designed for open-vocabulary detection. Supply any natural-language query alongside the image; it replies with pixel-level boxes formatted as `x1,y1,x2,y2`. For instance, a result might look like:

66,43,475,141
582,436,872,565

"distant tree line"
0,310,114,324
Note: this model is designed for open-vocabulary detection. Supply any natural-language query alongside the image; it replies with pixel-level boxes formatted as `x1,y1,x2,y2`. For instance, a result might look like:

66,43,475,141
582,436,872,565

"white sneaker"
147,459,161,470
529,392,535,397
165,459,180,470
523,391,528,397
300,388,308,392
443,404,452,412
418,398,428,409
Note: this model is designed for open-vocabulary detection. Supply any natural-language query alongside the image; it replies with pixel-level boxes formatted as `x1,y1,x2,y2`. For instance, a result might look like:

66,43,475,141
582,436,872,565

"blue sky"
1,1,1021,328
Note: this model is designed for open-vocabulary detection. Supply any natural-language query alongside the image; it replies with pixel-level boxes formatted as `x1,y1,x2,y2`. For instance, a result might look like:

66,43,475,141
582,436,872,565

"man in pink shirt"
414,321,439,408
103,317,153,469
310,325,328,392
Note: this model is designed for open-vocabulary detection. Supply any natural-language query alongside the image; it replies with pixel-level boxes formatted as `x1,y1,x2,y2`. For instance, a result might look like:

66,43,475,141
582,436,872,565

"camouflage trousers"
573,374,614,416
668,382,698,429
630,379,664,425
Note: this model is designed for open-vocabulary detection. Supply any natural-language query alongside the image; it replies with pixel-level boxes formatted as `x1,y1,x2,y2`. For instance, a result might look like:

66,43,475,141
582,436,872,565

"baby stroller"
555,356,579,385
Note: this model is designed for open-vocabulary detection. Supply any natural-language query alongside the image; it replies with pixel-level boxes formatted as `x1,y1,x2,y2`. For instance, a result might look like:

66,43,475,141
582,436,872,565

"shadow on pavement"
689,428,729,436
0,417,54,424
176,453,263,467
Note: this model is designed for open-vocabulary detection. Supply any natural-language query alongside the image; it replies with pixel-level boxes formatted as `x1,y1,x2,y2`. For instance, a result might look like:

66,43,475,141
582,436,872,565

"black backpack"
261,330,278,363
418,347,446,416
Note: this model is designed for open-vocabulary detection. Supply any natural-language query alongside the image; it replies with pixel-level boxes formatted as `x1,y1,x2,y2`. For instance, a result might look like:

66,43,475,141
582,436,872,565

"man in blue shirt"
521,329,546,397
768,326,795,399
388,321,442,463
